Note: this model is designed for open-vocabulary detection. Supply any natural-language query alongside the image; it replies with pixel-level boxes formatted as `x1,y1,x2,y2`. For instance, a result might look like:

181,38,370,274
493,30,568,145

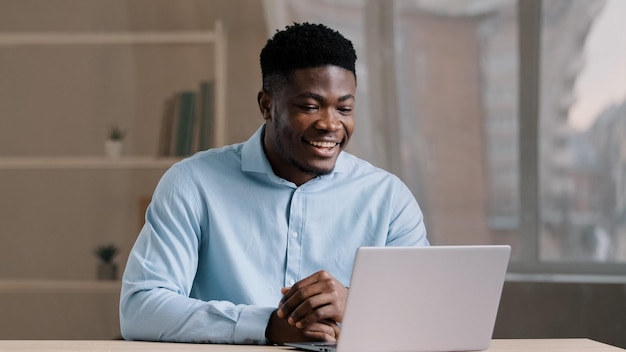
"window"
539,0,626,265
271,0,626,275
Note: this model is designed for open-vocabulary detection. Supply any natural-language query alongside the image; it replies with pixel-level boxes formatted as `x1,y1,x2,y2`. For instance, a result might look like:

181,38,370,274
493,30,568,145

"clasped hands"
265,270,348,345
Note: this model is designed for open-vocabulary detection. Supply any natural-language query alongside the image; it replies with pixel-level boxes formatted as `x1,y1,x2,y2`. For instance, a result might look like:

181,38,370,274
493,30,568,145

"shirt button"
288,278,295,286
291,232,298,238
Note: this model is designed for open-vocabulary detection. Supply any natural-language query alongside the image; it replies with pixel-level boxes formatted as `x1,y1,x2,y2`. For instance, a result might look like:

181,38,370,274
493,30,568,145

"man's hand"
265,309,340,345
277,270,348,329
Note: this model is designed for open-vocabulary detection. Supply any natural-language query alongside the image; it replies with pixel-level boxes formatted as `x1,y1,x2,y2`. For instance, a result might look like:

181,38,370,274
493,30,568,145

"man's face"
259,65,356,186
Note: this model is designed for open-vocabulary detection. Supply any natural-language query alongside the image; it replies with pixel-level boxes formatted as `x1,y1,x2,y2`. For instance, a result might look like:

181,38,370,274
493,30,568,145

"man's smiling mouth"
308,140,339,148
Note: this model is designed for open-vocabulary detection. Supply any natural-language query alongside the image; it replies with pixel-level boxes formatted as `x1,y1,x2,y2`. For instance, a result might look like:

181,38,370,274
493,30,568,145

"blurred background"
0,0,624,347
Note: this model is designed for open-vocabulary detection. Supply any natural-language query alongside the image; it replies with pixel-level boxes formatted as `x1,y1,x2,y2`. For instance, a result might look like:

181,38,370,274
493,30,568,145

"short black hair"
260,22,357,93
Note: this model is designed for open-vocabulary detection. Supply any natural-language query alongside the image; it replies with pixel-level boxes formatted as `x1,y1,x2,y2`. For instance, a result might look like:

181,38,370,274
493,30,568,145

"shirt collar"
241,125,350,177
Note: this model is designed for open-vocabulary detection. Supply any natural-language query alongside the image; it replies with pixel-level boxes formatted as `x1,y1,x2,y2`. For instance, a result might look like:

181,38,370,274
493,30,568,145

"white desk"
0,339,622,351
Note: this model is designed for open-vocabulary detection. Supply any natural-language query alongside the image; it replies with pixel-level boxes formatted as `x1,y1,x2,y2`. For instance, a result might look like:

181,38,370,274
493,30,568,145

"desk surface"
0,339,622,351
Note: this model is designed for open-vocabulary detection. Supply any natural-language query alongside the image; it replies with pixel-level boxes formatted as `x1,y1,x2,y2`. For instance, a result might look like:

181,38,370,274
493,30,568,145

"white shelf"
0,31,218,46
0,156,181,170
0,279,121,294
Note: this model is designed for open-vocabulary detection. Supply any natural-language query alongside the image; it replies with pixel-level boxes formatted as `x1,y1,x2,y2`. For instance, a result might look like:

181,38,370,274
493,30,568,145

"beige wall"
0,0,266,280
0,0,266,338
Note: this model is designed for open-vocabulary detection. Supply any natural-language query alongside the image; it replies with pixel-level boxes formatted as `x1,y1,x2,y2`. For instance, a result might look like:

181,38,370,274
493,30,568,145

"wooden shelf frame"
0,279,121,294
0,31,218,45
0,156,181,170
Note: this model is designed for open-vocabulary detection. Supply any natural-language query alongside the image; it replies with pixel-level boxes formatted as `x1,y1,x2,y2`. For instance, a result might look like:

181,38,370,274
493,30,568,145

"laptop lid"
338,245,510,352
289,245,510,352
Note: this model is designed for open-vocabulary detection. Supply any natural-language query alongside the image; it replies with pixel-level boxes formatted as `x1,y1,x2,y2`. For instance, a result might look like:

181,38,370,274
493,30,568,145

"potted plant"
104,125,127,158
93,243,120,280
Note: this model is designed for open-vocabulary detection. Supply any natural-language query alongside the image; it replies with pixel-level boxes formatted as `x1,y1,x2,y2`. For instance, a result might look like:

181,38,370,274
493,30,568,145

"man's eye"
338,107,353,114
299,105,318,112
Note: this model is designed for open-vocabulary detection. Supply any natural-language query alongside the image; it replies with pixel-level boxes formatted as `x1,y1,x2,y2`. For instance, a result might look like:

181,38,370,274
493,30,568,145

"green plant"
93,244,119,264
108,125,127,141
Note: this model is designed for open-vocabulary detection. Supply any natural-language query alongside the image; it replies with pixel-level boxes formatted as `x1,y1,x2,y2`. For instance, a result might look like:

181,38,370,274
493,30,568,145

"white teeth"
309,141,337,148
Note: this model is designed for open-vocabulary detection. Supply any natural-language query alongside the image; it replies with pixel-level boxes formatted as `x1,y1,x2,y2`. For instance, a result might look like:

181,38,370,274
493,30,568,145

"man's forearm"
120,288,274,344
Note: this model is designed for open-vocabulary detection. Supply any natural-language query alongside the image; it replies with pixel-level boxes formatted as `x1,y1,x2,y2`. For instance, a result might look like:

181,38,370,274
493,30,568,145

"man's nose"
315,108,342,131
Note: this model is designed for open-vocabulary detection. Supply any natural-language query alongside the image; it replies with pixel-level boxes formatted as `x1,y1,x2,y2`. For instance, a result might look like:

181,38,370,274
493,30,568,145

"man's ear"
257,90,272,120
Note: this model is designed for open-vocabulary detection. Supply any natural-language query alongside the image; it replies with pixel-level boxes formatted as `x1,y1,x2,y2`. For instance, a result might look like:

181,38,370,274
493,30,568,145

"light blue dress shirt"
120,125,428,344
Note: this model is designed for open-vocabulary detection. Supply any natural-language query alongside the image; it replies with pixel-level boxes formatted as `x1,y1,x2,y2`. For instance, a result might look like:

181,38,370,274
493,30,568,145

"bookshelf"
0,18,227,287
0,19,227,165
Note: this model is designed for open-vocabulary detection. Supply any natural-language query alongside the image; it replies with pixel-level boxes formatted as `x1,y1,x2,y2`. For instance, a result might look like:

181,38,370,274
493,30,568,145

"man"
120,22,428,345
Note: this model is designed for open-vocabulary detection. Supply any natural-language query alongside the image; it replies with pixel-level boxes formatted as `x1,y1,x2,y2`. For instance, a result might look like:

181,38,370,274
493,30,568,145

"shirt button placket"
285,189,303,287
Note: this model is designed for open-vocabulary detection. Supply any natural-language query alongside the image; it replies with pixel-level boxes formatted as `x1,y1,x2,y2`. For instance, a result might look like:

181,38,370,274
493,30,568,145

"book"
198,80,215,150
174,91,197,156
158,95,177,156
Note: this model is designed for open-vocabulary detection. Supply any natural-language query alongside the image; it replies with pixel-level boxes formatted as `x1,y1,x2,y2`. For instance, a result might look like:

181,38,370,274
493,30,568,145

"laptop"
286,245,511,352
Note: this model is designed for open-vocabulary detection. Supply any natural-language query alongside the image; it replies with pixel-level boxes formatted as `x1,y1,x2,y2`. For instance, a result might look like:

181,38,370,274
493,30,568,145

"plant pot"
104,140,123,158
97,263,118,280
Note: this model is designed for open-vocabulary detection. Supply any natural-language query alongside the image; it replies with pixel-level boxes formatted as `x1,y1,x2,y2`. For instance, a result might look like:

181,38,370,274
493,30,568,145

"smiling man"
120,23,428,345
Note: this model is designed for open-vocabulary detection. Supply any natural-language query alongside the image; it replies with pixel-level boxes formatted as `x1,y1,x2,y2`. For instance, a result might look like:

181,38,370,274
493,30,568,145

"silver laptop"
287,245,511,352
